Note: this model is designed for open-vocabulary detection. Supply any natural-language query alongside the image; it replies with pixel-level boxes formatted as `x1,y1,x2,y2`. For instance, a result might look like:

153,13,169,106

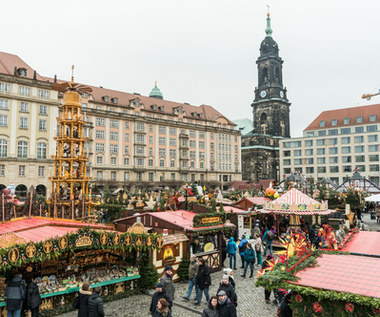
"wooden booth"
224,206,259,240
114,210,235,279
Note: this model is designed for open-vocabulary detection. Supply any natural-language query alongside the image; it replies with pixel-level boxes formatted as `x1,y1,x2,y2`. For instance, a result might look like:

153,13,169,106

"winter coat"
150,290,172,314
87,293,105,317
5,276,26,311
197,264,211,290
228,276,235,289
202,299,219,317
238,238,248,255
217,282,237,306
226,238,237,254
217,298,237,317
26,282,41,310
152,307,172,317
160,273,175,301
77,289,92,317
188,259,199,279
244,247,255,263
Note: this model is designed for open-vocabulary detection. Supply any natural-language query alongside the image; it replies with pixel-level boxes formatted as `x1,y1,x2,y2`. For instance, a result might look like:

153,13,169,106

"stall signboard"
201,217,220,224
75,235,92,247
163,245,175,264
163,229,169,236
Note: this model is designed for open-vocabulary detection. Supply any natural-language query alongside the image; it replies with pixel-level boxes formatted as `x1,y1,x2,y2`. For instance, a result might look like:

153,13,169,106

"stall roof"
0,218,115,246
291,254,380,298
115,210,234,231
224,206,250,214
163,233,188,245
341,231,380,257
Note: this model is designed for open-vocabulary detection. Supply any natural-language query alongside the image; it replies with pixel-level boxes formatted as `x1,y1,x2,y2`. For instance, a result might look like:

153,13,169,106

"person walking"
253,233,263,266
26,278,42,317
217,275,237,307
87,286,105,317
202,296,218,317
160,265,175,302
226,237,237,270
183,256,199,301
153,298,172,317
74,283,92,317
241,243,255,278
5,274,26,317
196,258,211,305
216,290,237,317
150,283,172,315
262,228,275,256
238,235,248,269
223,268,235,289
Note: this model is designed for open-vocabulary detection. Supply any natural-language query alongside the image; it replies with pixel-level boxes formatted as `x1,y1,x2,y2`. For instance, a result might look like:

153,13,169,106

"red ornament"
313,302,323,313
295,294,302,303
345,302,354,313
373,308,380,314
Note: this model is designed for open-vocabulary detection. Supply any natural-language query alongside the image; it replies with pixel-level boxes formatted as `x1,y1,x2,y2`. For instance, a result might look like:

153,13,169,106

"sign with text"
201,217,220,224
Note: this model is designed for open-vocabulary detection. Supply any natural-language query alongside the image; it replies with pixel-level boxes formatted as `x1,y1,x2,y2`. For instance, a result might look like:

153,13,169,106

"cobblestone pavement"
58,257,277,317
58,214,380,317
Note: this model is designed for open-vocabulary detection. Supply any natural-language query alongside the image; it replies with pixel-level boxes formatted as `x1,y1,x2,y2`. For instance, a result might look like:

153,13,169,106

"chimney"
14,67,17,75
33,71,37,80
54,75,57,83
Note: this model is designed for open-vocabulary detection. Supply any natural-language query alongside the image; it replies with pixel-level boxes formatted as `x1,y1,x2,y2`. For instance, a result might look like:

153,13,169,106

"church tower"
240,11,291,183
252,12,290,137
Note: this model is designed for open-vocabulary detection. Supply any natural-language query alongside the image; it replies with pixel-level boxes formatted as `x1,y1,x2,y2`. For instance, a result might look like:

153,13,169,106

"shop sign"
163,229,168,236
204,242,215,252
75,235,92,247
201,217,220,224
163,245,175,264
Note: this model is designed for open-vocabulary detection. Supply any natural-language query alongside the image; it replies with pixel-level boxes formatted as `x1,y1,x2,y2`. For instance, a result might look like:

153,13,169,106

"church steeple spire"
265,6,272,37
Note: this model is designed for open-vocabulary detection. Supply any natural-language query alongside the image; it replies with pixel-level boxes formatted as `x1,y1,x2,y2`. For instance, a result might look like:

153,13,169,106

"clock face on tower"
280,91,284,98
260,90,267,98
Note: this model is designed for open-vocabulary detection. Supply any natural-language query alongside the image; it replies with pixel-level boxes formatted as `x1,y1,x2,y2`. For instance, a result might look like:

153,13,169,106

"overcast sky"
2,0,380,137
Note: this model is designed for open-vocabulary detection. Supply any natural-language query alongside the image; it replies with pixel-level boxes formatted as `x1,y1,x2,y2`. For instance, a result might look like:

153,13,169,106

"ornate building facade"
241,12,291,183
0,52,242,196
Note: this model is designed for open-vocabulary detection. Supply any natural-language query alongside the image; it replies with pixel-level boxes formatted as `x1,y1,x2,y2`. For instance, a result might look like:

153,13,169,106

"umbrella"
365,194,380,202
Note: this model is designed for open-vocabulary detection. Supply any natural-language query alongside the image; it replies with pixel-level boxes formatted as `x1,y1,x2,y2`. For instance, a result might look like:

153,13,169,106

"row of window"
283,144,379,157
319,115,377,127
284,165,379,175
284,154,379,166
96,170,206,182
0,81,50,99
0,140,47,158
0,164,45,177
306,125,378,137
0,115,48,130
302,135,378,147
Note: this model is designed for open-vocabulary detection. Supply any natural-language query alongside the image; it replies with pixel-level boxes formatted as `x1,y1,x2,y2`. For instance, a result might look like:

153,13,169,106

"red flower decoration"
295,294,302,303
345,302,354,313
313,302,323,313
373,308,380,314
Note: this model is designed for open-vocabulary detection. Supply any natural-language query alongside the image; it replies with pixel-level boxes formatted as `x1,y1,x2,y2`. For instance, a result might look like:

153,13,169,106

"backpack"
239,241,247,253
267,231,274,241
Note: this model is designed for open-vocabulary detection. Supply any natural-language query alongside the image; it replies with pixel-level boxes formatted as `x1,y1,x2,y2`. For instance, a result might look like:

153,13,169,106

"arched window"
276,67,280,83
262,68,268,82
37,142,47,159
260,113,268,135
0,140,7,157
15,184,27,197
17,141,28,158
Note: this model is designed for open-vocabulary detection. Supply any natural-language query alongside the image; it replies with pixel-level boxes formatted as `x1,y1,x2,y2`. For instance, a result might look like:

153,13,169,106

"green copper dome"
149,81,163,100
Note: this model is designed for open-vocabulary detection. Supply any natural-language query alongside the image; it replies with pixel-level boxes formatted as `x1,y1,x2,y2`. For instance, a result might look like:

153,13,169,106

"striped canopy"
260,188,335,215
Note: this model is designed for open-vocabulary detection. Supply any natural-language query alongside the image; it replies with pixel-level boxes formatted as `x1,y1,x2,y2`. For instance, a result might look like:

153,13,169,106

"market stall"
114,210,234,278
0,218,162,316
224,206,258,239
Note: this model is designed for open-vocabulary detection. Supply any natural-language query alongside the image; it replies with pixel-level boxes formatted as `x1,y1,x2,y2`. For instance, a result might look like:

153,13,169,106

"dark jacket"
228,276,235,289
152,307,172,317
5,276,26,311
202,299,219,317
150,290,172,314
197,264,211,290
26,282,42,310
160,273,175,301
217,283,237,306
87,293,105,317
217,298,237,317
244,247,255,263
76,289,92,317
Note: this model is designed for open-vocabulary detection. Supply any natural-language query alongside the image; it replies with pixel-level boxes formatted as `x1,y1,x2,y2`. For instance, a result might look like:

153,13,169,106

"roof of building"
341,231,380,257
115,210,234,231
0,51,45,81
233,119,253,136
0,218,115,246
304,104,380,131
291,254,380,298
149,82,163,99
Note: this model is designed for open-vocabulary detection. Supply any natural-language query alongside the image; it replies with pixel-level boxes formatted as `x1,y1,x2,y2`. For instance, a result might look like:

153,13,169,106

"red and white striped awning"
259,209,334,215
274,188,319,205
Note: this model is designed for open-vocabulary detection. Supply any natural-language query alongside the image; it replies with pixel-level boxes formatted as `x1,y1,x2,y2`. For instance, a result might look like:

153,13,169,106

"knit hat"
155,283,163,288
222,274,229,280
165,265,172,271
217,290,227,296
224,268,233,275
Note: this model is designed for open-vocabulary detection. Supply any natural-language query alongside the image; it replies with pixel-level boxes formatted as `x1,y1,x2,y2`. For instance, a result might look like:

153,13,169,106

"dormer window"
344,118,350,124
198,113,202,118
17,68,27,77
82,93,88,98
320,120,326,127
158,106,163,112
134,99,140,106
111,97,118,104
331,119,337,126
178,107,183,114
102,96,109,102
370,114,376,122
151,105,157,111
